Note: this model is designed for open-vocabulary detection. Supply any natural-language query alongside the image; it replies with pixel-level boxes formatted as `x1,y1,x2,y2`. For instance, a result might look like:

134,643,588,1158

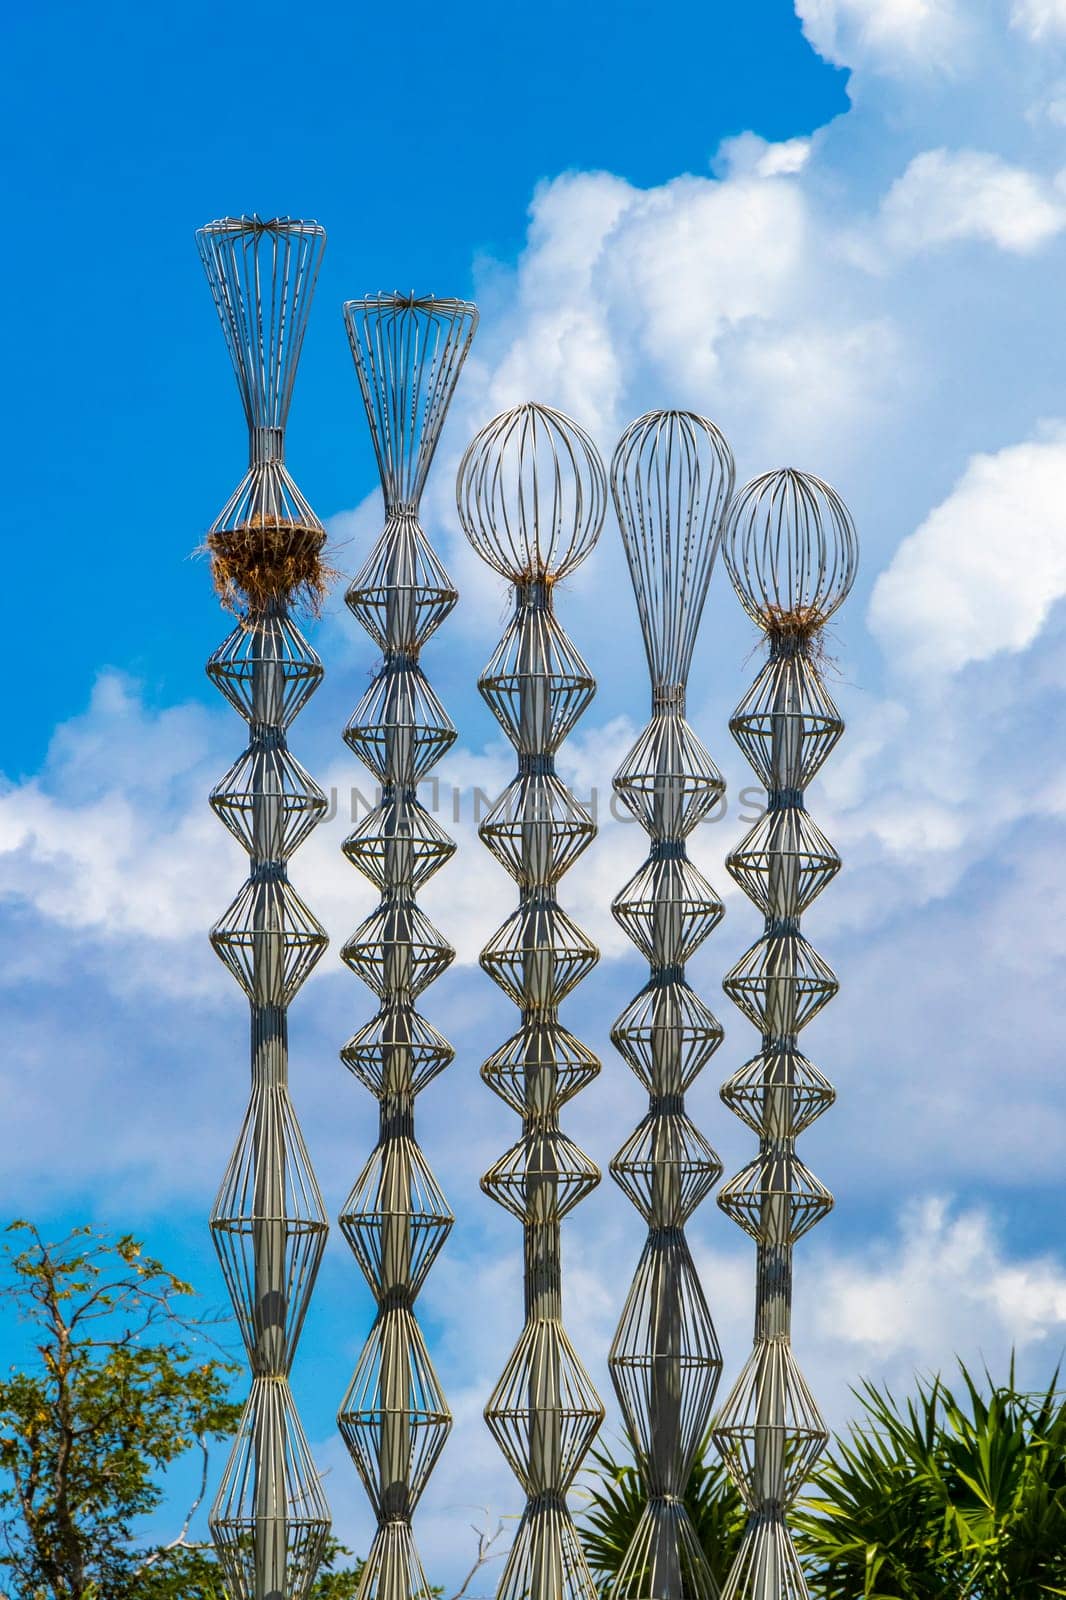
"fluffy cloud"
878,149,1066,255
805,1198,1066,1377
868,425,1066,674
795,0,968,73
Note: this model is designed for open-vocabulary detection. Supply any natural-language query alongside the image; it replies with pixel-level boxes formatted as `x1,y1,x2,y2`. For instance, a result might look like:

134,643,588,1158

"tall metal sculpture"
712,470,857,1600
338,293,478,1600
456,403,607,1600
608,411,735,1600
197,215,331,1600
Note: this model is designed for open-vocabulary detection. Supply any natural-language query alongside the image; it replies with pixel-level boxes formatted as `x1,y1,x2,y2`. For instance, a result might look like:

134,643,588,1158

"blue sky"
5,0,1066,1586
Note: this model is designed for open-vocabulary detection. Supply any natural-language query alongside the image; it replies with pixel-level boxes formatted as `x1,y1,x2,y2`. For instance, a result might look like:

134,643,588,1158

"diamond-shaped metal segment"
614,713,724,836
211,1086,328,1373
341,1004,453,1098
613,852,724,969
612,980,723,1094
341,898,453,1001
712,1338,828,1511
211,742,327,860
719,1512,811,1600
356,1518,437,1600
609,1234,722,1489
730,652,842,791
211,876,327,1005
208,612,323,726
210,457,324,539
482,1128,600,1223
727,806,839,920
721,1048,834,1138
339,1135,453,1300
479,772,594,885
338,1309,450,1518
210,1375,330,1600
346,513,458,653
343,792,454,893
480,605,595,755
344,664,456,785
485,1319,604,1494
610,1489,719,1600
481,898,598,1008
610,1111,722,1226
723,932,838,1037
481,1021,600,1116
717,1147,833,1245
344,294,478,515
496,1498,600,1600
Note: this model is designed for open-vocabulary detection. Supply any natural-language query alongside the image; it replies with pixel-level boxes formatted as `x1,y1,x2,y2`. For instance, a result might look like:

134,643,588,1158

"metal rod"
338,293,478,1600
713,468,858,1600
197,215,332,1600
457,403,607,1600
607,411,735,1600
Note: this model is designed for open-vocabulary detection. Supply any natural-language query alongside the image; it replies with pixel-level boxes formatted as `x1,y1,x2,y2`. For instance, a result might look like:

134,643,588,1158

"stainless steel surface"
198,215,331,1600
607,411,735,1600
338,293,478,1600
712,468,857,1600
457,403,607,1600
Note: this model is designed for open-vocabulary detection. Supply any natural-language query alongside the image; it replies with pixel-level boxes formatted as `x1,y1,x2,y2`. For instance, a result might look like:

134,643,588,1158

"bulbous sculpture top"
723,467,857,635
611,409,735,691
456,402,607,583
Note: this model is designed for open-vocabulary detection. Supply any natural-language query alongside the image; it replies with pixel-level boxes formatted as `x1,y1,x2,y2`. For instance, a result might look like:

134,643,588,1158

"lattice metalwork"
712,468,857,1600
456,403,607,1600
197,215,331,1600
339,293,478,1600
606,411,735,1600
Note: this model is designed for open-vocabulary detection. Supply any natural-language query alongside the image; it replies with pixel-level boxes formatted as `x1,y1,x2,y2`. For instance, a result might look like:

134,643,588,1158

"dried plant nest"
206,511,336,616
760,603,832,660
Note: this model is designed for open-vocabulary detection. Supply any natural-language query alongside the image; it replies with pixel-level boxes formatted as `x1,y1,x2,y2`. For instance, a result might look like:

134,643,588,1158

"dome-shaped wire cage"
611,409,735,690
723,467,857,635
456,402,607,582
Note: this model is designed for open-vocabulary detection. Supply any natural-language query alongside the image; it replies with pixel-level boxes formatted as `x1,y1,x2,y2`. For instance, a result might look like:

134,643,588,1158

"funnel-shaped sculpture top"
197,216,326,452
612,410,735,692
344,294,479,511
457,402,607,582
723,467,857,633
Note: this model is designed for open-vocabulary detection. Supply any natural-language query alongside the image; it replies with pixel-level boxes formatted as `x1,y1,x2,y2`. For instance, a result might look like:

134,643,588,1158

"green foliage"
578,1436,747,1594
796,1360,1066,1599
0,1221,364,1600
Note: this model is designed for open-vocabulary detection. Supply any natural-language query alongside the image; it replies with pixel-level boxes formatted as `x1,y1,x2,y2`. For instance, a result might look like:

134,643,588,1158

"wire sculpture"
339,293,479,1600
197,215,331,1600
712,469,857,1600
608,411,735,1600
456,403,608,1600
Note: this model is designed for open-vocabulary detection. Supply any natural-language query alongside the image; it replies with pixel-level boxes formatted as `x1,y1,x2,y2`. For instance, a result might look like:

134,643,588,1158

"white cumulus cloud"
878,148,1066,256
868,424,1066,675
795,0,968,73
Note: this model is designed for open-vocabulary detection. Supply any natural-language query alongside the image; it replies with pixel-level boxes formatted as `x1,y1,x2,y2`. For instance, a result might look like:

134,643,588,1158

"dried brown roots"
207,513,334,616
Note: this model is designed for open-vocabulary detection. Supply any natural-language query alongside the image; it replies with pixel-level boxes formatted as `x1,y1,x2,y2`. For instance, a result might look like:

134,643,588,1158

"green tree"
0,1221,364,1600
578,1437,747,1596
796,1360,1066,1599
